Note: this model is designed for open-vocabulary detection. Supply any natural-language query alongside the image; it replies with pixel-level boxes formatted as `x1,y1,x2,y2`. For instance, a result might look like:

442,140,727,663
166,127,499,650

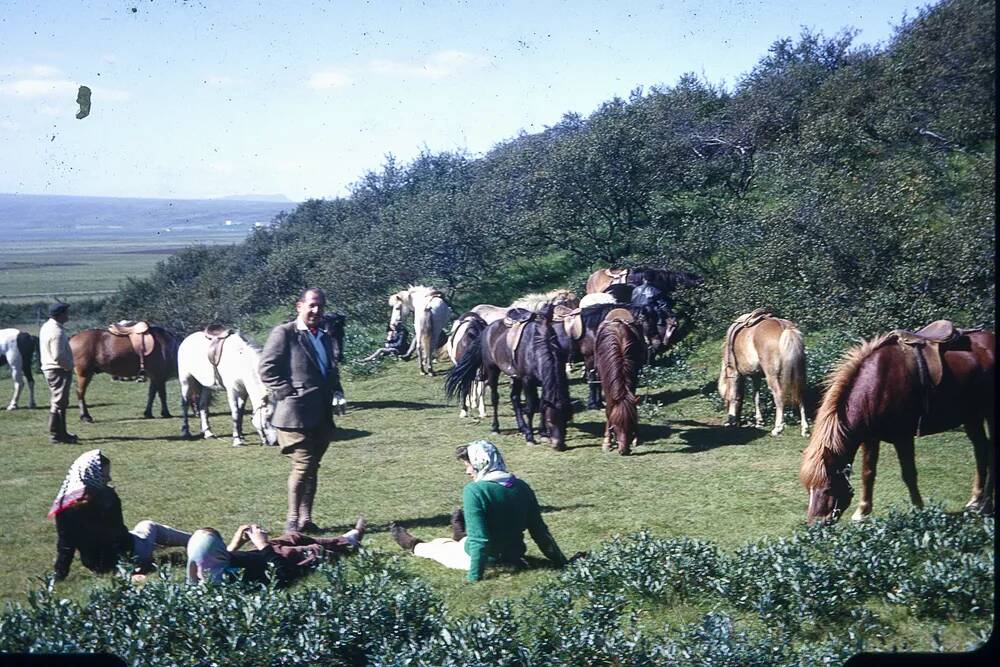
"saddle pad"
551,305,573,322
722,310,773,378
732,308,773,330
503,308,535,325
108,320,149,336
603,307,634,323
129,332,156,359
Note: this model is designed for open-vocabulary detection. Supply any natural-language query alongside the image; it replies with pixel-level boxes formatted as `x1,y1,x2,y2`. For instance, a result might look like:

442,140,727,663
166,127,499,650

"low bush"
1,506,990,665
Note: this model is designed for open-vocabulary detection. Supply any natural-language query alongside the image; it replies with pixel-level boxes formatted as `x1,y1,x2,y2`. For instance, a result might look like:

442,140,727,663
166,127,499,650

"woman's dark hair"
454,445,470,462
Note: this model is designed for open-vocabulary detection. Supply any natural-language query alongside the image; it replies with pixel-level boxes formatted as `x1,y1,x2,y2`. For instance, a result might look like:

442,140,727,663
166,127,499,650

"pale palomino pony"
177,330,277,447
510,288,579,311
388,285,453,376
717,310,809,436
470,304,509,323
0,328,36,410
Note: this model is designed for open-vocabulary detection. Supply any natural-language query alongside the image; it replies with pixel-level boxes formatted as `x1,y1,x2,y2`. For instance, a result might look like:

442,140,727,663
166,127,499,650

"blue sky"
1,0,928,201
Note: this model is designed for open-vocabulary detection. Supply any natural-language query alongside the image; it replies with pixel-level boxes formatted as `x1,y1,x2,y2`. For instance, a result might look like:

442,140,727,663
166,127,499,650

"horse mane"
233,330,262,353
531,309,570,411
799,333,895,489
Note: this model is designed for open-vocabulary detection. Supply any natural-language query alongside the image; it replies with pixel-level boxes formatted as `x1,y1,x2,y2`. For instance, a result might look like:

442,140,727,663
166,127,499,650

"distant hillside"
216,194,296,203
0,193,292,242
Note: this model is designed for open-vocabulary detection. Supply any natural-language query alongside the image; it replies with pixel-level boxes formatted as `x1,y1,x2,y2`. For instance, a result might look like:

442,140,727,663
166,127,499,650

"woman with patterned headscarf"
389,440,566,582
48,449,192,580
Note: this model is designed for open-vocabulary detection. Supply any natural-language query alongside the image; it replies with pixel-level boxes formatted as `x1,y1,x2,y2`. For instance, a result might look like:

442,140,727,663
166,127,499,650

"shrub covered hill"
107,0,993,339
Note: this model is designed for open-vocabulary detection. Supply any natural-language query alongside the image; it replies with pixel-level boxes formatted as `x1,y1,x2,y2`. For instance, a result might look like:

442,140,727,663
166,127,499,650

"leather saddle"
891,320,968,387
107,320,156,359
723,308,774,378
562,308,584,341
203,324,234,367
502,308,535,360
603,267,630,283
603,307,635,324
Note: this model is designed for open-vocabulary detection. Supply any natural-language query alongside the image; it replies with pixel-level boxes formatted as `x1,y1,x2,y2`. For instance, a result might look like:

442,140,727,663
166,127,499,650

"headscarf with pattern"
466,440,515,487
47,449,106,519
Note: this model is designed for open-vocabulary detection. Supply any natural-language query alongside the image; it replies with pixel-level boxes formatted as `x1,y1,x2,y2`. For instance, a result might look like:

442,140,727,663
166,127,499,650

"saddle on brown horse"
604,268,630,283
722,308,774,378
203,324,234,367
603,307,635,324
502,309,536,361
887,319,980,434
107,320,156,375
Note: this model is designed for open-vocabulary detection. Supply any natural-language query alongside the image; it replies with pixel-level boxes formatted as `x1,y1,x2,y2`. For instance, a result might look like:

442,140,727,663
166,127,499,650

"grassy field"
0,335,988,650
0,235,236,304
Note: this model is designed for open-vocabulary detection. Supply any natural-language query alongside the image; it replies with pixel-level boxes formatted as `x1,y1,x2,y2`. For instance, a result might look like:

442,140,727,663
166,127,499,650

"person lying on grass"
186,518,366,586
389,440,567,582
48,449,192,581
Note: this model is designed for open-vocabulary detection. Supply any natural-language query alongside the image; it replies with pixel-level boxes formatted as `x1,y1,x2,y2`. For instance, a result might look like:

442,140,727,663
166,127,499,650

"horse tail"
16,332,35,382
444,323,484,405
596,321,639,447
777,324,806,405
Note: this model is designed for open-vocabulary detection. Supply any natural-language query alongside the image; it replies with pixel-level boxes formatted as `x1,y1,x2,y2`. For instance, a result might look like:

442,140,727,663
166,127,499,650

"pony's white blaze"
0,328,36,410
387,285,452,376
177,331,277,446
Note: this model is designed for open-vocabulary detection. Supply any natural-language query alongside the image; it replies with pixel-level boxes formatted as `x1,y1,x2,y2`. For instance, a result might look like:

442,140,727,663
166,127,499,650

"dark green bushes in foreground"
1,506,991,665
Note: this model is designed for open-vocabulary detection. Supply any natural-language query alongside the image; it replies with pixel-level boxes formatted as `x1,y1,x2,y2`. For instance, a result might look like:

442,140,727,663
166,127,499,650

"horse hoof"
770,427,784,436
161,412,172,419
231,441,246,448
5,405,15,411
143,413,154,419
552,442,567,452
81,415,94,423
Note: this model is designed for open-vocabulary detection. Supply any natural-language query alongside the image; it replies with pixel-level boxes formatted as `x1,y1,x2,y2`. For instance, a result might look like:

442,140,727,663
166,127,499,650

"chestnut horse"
717,311,808,436
800,322,994,524
585,266,703,294
556,301,677,409
445,305,572,450
70,326,179,422
595,311,647,455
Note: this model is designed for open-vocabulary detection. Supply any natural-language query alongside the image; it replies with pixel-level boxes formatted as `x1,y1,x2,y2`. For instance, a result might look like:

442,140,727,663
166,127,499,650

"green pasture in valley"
0,336,990,652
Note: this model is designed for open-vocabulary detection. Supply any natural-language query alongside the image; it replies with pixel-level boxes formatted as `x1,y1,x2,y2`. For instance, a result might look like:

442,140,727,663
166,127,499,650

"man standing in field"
260,288,343,534
40,302,78,444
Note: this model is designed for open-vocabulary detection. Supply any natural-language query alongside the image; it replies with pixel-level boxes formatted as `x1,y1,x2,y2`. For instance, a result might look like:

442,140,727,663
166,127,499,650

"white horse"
0,328,37,410
388,285,453,376
177,330,277,447
470,304,509,323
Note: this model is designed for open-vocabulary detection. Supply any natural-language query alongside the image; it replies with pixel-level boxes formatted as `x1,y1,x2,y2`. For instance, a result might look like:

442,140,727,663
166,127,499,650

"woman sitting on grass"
389,440,567,582
48,449,193,580
186,518,366,586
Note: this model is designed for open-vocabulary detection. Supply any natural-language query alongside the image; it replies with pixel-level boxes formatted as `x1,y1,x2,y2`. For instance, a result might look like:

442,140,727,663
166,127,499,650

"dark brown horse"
70,326,179,422
445,305,572,451
556,301,677,409
595,311,647,455
800,322,994,524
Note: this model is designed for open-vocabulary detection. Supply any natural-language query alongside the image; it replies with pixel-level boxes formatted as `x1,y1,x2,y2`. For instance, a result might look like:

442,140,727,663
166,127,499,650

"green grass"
0,333,989,650
0,234,238,303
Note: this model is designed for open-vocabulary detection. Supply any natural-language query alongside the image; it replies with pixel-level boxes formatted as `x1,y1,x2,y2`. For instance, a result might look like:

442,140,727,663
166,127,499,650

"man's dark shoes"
450,507,466,541
389,522,422,552
299,521,322,534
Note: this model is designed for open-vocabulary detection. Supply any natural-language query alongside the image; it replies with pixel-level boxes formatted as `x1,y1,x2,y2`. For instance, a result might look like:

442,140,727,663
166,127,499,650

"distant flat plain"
0,193,293,304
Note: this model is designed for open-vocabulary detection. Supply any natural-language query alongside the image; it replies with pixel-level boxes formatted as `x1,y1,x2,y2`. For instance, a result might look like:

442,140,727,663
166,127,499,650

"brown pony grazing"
718,310,808,437
595,310,647,455
800,322,994,525
585,266,703,295
70,326,179,422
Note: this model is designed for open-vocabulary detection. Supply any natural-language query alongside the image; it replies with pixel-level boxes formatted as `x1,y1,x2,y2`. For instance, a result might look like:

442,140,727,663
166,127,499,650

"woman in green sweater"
390,440,566,582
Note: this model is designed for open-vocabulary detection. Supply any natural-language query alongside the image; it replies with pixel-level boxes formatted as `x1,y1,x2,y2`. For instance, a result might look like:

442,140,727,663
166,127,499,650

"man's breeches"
44,369,72,412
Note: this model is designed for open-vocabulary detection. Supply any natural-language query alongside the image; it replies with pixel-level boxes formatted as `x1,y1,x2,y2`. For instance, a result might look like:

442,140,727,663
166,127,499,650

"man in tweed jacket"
260,288,344,533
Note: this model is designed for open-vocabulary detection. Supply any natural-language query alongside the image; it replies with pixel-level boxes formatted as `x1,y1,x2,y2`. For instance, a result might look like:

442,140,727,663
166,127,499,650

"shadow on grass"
333,427,372,441
374,503,595,534
87,434,191,443
676,425,761,452
640,387,700,405
349,400,443,411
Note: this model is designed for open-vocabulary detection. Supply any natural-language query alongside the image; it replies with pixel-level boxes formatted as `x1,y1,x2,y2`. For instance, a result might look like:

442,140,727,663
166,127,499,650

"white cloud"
29,64,62,77
0,78,131,102
369,50,486,80
308,70,352,90
0,120,19,131
274,159,303,171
